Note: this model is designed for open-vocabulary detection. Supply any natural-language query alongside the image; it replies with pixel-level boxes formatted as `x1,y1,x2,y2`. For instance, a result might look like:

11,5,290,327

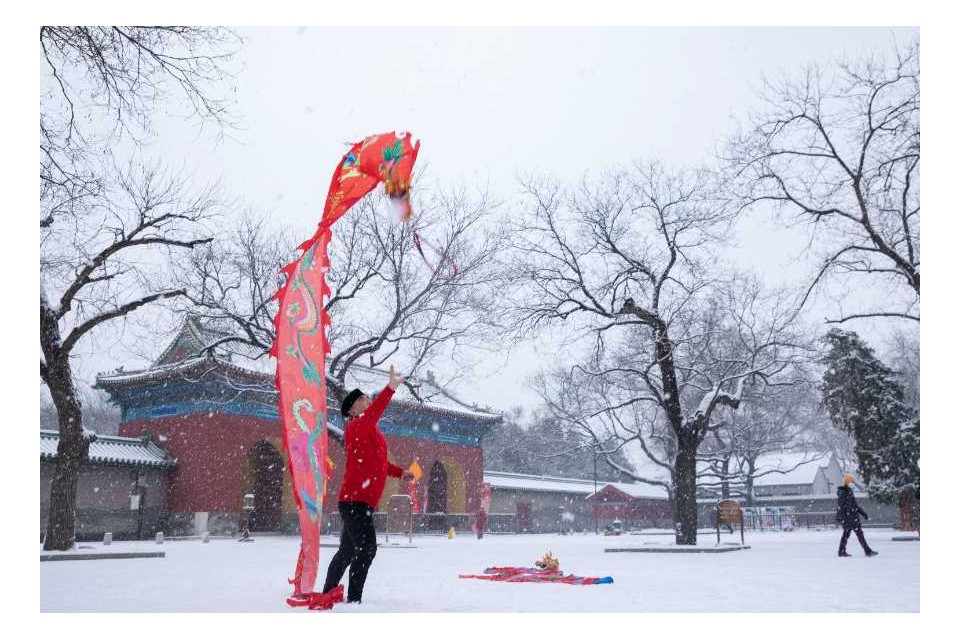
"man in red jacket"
321,364,415,604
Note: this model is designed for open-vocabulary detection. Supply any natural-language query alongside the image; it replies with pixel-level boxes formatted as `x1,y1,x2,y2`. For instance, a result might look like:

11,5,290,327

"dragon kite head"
379,132,419,221
321,131,421,228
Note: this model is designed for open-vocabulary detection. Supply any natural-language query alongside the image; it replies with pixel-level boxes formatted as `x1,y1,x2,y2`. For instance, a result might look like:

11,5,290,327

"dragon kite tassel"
271,131,420,600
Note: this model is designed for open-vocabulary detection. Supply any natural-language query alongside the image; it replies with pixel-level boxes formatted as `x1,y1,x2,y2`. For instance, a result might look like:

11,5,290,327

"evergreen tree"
820,329,920,504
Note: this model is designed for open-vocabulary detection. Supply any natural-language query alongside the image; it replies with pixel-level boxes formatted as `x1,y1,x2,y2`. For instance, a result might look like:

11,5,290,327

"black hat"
341,388,365,418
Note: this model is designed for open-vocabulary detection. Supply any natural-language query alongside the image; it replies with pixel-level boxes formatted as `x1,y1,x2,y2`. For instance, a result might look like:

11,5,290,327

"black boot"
838,552,851,557
866,550,878,556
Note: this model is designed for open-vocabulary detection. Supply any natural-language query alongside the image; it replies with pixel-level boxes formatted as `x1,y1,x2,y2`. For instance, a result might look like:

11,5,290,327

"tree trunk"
654,326,700,545
673,434,699,545
41,302,92,551
898,489,919,532
46,432,87,550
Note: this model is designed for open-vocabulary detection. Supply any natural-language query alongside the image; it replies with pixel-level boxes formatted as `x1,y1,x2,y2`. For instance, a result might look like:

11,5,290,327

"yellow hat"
843,473,854,485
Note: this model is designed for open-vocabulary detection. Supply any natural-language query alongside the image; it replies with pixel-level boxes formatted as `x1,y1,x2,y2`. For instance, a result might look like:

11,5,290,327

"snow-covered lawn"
40,528,918,613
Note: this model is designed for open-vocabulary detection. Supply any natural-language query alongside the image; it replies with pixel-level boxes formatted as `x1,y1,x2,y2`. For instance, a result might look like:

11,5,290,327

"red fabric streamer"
271,132,420,600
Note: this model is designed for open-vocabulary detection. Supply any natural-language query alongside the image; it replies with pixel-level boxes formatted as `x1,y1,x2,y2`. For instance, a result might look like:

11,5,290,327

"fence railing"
793,511,839,529
322,511,518,535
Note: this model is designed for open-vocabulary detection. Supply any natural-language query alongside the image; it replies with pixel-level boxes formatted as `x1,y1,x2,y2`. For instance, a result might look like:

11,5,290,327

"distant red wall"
120,415,484,515
380,437,484,513
594,500,673,525
120,414,279,513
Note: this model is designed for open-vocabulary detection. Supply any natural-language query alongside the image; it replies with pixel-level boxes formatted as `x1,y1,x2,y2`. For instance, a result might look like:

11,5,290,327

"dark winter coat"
836,485,868,529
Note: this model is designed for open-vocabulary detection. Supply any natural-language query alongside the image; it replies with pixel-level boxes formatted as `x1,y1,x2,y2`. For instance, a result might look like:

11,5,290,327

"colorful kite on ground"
459,552,613,585
458,566,614,585
270,131,420,602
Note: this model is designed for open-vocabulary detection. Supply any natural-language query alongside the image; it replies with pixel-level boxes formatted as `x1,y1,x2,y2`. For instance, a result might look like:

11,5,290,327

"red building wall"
120,413,485,517
119,413,279,513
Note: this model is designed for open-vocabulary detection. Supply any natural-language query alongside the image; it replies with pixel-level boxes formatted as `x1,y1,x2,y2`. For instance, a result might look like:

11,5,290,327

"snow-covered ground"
40,528,918,613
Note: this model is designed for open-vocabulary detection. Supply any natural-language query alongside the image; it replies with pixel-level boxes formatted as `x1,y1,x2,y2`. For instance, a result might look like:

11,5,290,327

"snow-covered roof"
696,451,833,488
103,314,500,422
586,481,669,500
153,314,238,366
484,471,604,495
751,452,830,486
98,355,499,422
40,430,176,468
696,492,866,504
97,352,269,387
483,471,669,500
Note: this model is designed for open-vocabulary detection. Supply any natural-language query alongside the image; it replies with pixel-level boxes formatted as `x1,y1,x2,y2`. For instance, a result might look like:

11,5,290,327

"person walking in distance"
837,473,878,557
321,364,416,604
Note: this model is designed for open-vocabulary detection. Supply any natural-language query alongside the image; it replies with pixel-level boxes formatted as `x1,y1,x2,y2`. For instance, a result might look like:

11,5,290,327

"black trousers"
839,526,874,554
322,501,378,602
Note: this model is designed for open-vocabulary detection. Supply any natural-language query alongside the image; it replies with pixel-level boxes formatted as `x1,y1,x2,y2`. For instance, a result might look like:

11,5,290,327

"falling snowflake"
361,479,371,489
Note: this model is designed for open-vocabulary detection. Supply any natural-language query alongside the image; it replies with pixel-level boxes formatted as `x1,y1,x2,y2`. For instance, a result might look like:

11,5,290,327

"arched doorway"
248,441,283,531
427,461,448,532
427,461,448,512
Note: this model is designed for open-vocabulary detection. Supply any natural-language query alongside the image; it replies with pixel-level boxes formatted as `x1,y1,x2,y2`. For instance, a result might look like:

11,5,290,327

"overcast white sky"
151,27,918,226
71,26,911,413
16,9,960,624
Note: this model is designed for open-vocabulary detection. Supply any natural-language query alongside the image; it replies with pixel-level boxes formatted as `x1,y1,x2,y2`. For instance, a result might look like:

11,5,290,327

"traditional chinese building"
94,316,501,537
583,482,673,530
40,430,177,540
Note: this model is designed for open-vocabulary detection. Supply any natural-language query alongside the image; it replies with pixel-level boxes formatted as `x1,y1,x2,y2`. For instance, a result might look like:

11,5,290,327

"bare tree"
41,387,121,435
40,26,239,228
39,27,238,550
725,38,919,324
482,406,635,480
178,187,506,418
699,378,828,505
883,326,920,411
510,163,805,544
40,162,220,550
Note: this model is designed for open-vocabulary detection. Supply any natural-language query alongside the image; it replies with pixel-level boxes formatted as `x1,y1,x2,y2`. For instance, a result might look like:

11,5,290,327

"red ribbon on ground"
458,566,614,585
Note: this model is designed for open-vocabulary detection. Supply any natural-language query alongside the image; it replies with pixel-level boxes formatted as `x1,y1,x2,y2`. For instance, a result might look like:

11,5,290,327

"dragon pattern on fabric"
270,132,420,599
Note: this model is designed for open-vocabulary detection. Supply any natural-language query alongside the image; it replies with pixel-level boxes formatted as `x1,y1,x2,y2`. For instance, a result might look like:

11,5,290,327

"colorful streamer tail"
271,132,420,599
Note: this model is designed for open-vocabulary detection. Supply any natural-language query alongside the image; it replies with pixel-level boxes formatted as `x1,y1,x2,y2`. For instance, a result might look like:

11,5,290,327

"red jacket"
338,385,404,508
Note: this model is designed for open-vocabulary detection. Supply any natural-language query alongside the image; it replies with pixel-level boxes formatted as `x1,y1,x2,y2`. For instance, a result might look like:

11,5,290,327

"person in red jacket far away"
321,364,416,604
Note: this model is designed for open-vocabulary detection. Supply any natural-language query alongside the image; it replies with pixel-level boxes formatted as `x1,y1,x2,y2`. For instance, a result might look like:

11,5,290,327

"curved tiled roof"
98,314,502,423
585,480,669,500
97,354,501,423
752,452,829,486
40,430,177,468
96,353,269,388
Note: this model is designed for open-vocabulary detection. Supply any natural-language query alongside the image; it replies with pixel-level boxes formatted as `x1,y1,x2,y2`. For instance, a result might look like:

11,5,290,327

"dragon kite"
269,131,420,604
